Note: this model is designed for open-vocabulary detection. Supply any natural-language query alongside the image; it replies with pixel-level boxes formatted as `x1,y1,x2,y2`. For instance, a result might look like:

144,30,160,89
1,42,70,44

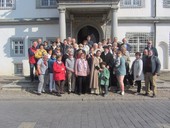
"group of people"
28,36,161,97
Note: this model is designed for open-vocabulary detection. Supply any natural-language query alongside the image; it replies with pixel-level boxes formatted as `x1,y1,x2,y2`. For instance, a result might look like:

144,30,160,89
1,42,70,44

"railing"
57,0,119,3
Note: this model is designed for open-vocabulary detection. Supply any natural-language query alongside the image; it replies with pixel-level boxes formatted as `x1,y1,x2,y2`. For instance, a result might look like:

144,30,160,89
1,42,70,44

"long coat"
131,59,144,81
99,68,110,86
53,62,66,81
89,56,102,89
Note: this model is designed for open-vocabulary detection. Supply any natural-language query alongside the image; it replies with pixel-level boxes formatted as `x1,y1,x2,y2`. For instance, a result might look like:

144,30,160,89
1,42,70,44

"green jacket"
99,68,110,86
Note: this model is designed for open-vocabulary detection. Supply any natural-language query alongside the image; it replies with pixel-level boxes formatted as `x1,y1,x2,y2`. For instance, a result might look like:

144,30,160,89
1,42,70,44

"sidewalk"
0,71,170,100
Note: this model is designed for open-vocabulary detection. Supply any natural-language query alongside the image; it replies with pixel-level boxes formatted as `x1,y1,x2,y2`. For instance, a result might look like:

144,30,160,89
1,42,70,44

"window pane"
133,0,141,6
124,0,131,5
20,46,23,54
41,0,48,6
15,46,18,54
50,0,56,6
6,0,13,7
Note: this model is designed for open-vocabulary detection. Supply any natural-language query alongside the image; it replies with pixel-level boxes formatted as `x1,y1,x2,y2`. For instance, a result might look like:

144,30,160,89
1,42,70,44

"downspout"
153,0,157,47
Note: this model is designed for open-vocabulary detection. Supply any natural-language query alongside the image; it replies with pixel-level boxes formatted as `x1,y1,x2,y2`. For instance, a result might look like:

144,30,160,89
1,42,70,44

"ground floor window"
10,38,25,57
126,32,154,54
0,0,15,9
14,63,23,75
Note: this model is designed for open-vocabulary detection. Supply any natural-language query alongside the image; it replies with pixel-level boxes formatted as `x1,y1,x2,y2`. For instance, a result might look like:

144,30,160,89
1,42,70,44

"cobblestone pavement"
0,100,169,128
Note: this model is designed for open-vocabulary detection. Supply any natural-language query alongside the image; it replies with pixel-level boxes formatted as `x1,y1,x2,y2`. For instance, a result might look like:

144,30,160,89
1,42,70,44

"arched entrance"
77,26,99,44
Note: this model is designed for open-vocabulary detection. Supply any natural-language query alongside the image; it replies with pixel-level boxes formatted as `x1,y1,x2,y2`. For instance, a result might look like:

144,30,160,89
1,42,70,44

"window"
120,0,144,8
163,0,170,8
14,63,23,75
0,0,15,9
10,38,25,57
126,32,154,54
36,0,57,8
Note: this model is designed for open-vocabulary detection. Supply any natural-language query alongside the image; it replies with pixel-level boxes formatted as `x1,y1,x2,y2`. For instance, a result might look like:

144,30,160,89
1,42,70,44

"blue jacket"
143,55,161,74
48,57,56,73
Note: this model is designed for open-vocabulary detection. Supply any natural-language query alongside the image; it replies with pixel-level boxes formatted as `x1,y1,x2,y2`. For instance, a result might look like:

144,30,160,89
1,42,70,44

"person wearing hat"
100,45,114,87
65,51,76,94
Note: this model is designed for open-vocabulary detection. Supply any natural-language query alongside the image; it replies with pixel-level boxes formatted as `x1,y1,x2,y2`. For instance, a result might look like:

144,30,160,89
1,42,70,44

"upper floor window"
126,32,154,54
10,38,25,57
0,0,15,9
120,0,144,8
36,0,57,8
163,0,170,8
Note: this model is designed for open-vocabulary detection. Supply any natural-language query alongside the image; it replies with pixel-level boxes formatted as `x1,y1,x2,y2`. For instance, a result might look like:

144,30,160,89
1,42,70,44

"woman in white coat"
131,52,144,95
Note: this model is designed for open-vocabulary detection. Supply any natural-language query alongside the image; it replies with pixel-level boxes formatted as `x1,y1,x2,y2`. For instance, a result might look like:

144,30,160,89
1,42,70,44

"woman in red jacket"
53,55,66,97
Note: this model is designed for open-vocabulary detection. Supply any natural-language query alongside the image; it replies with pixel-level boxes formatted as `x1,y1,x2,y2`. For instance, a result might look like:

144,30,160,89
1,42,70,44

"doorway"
77,26,99,44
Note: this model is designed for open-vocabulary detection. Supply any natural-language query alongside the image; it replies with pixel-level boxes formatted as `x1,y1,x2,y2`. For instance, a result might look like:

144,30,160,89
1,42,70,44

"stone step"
1,80,170,91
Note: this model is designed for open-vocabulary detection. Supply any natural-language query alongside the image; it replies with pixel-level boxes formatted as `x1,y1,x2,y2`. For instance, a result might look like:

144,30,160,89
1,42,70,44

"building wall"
157,0,170,17
0,24,59,75
0,0,59,19
118,0,152,17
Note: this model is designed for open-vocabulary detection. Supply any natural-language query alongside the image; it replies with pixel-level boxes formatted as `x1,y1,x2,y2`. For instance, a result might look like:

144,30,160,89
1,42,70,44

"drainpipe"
153,0,157,47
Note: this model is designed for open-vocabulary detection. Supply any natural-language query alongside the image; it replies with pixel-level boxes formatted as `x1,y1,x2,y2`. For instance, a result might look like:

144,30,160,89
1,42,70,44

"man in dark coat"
101,46,114,87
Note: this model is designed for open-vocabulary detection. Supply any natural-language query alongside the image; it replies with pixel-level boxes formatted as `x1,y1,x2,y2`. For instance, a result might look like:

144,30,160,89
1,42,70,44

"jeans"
29,63,37,81
49,73,56,92
101,85,108,94
38,74,45,93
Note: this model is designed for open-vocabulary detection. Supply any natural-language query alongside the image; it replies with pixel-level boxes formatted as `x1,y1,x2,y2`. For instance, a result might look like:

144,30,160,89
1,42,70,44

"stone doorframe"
74,22,104,43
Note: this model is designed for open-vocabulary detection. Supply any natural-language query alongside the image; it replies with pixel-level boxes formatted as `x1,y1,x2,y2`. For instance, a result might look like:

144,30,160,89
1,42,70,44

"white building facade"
0,0,170,76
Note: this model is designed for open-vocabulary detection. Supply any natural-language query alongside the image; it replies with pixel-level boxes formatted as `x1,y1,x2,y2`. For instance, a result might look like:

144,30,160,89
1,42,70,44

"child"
99,62,110,97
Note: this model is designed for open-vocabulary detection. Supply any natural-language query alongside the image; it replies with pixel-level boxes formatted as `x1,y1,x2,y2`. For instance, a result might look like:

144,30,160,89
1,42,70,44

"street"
0,99,169,128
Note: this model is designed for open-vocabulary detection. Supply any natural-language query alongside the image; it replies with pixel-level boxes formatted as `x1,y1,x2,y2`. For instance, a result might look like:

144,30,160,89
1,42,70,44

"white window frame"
120,0,144,8
163,0,170,8
14,63,23,75
39,0,57,8
0,0,15,10
126,32,154,55
10,38,25,57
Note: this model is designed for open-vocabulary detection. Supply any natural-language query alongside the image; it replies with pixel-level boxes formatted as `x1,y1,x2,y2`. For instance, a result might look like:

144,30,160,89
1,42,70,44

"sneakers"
117,91,121,94
121,91,125,96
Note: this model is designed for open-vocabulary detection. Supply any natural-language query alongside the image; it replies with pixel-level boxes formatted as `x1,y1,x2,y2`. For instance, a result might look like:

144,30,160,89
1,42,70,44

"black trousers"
77,76,86,94
135,80,141,93
29,63,37,82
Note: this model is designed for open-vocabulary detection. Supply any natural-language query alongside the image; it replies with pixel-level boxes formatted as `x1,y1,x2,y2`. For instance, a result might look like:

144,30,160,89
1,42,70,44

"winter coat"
99,68,110,86
53,61,66,81
131,59,144,81
28,46,37,64
89,56,102,89
143,55,161,74
48,57,56,73
35,49,47,59
75,58,90,76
